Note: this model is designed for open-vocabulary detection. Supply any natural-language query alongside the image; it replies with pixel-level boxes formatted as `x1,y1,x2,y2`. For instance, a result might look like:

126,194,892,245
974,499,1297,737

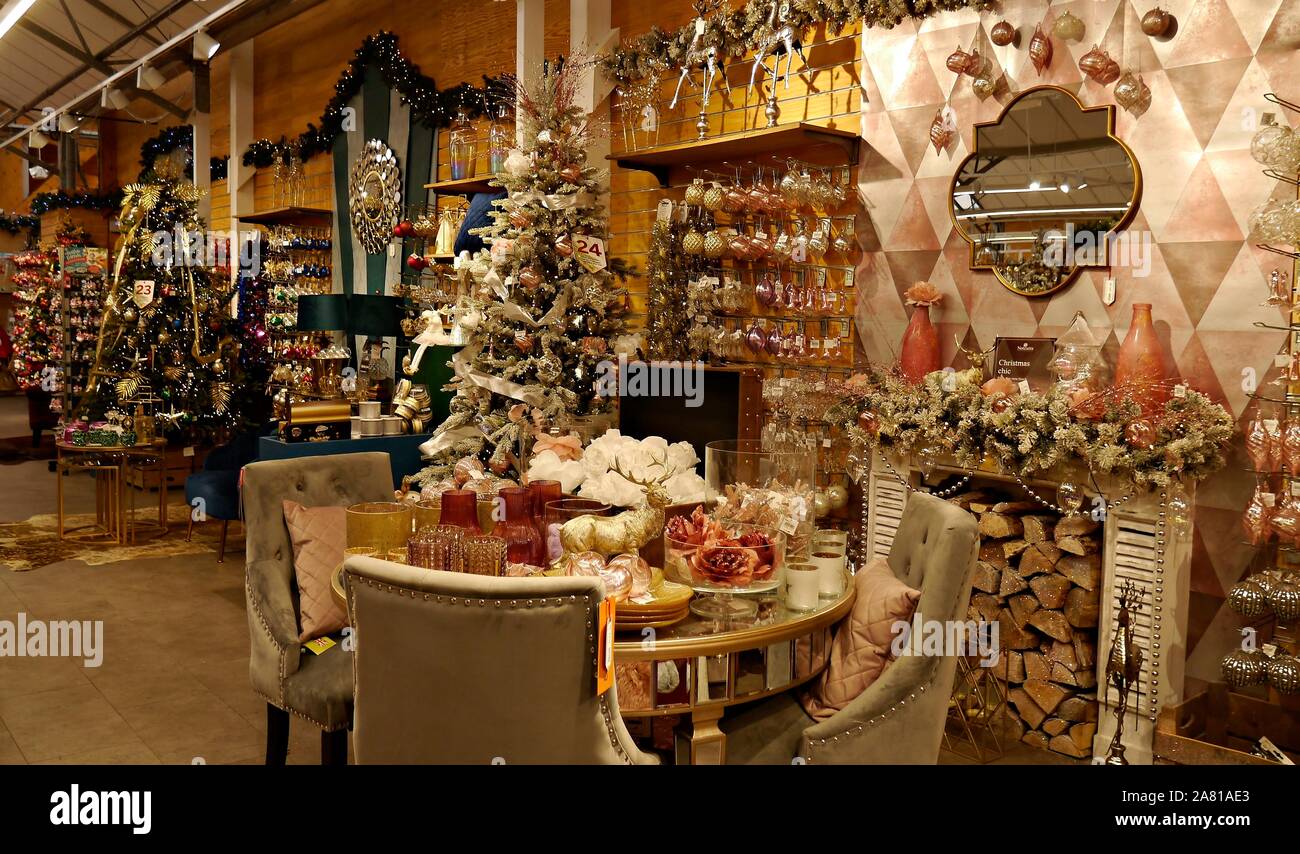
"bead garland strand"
1150,490,1167,722
879,450,973,498
1010,472,1136,517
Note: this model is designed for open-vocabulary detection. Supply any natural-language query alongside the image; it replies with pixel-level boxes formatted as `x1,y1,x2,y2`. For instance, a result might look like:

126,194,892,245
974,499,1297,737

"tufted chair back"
344,555,659,765
243,452,394,720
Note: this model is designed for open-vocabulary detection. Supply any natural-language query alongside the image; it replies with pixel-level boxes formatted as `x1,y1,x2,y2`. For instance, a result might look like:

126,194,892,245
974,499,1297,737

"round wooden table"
613,578,854,765
329,564,854,765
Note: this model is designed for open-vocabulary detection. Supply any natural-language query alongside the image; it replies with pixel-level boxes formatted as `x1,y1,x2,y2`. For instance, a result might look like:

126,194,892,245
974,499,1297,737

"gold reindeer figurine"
559,459,677,557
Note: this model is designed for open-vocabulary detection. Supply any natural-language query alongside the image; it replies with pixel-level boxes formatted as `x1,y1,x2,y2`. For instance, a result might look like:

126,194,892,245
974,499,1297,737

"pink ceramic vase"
900,305,941,383
1114,303,1169,414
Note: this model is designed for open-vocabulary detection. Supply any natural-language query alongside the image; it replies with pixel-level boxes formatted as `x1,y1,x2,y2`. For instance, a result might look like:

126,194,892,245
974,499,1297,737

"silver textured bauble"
1266,655,1300,694
1268,578,1300,623
1227,580,1271,618
1220,648,1267,688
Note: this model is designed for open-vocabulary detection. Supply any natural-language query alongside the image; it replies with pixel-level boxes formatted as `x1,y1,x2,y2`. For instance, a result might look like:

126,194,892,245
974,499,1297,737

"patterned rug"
0,503,238,571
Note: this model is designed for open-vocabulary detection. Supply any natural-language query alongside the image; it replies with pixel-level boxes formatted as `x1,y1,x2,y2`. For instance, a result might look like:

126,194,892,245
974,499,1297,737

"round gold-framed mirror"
349,139,402,255
950,86,1141,297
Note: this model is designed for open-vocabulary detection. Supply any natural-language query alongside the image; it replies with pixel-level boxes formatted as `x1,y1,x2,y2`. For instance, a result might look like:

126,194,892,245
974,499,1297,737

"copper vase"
1114,303,1168,414
900,305,941,383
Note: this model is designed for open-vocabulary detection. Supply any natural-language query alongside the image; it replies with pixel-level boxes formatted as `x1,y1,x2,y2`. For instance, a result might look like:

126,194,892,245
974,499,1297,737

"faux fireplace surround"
863,453,1193,764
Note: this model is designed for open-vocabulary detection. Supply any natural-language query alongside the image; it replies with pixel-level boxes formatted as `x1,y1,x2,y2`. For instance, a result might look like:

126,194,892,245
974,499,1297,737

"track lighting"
101,87,129,110
137,64,166,91
28,128,49,148
57,114,78,133
192,30,219,61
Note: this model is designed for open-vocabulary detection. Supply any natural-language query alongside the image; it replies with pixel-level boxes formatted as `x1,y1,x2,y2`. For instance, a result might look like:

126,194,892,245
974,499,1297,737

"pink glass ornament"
1243,485,1274,545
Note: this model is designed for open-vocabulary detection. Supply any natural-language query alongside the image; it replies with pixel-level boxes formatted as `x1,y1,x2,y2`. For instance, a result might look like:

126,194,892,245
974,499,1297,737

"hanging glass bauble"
1141,7,1173,37
1052,11,1085,42
929,108,954,154
1269,577,1300,623
946,45,970,74
1029,25,1053,75
1056,481,1083,513
1242,486,1272,545
991,20,1016,47
1113,72,1151,113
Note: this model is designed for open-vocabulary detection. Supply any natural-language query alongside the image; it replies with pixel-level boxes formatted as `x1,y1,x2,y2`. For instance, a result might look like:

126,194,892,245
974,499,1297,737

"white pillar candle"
811,547,846,597
785,562,820,611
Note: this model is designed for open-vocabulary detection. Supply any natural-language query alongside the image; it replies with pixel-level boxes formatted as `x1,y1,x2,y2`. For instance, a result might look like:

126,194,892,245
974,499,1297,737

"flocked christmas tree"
79,156,257,439
416,59,629,484
8,248,60,391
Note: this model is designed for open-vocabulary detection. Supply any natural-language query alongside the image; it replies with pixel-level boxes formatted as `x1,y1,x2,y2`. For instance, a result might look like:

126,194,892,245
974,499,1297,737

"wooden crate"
1154,682,1300,765
125,447,198,491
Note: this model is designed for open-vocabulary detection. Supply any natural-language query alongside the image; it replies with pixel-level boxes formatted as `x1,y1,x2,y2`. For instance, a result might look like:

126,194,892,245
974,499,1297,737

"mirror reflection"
951,87,1140,296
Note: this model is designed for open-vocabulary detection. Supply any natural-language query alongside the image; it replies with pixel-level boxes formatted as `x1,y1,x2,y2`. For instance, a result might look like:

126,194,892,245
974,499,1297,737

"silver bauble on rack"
1266,654,1300,694
1268,576,1300,623
1220,648,1268,688
1227,580,1271,618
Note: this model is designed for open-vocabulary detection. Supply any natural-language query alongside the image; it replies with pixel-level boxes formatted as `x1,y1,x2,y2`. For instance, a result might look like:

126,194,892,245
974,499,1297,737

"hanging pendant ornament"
1029,24,1053,75
555,234,573,257
946,45,971,74
1052,11,1085,42
1141,7,1173,37
559,164,583,184
972,73,996,101
1079,45,1120,85
514,331,535,353
929,107,956,155
962,48,986,78
991,20,1016,47
509,209,532,229
1113,72,1152,113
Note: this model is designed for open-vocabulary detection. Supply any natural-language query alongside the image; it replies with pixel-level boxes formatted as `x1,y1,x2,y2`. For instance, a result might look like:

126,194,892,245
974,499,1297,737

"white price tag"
941,372,957,392
1262,643,1279,658
1103,277,1116,306
1263,492,1276,507
1290,480,1300,497
1276,354,1291,368
822,438,832,448
1018,379,1031,395
132,280,155,308
183,446,195,458
1173,384,1187,398
573,234,607,272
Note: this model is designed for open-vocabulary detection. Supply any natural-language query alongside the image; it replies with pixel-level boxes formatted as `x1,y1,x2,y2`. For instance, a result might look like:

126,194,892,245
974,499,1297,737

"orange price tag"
596,597,616,695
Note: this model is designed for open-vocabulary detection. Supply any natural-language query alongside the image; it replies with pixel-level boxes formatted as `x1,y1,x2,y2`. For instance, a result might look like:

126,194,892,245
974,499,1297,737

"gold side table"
56,441,127,544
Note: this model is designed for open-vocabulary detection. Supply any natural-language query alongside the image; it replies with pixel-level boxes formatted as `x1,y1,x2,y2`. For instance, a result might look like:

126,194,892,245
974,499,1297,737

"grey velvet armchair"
724,491,979,764
243,452,394,765
343,555,658,765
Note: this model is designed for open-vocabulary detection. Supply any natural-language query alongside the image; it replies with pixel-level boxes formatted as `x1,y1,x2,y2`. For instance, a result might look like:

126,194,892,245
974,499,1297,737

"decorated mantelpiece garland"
832,366,1235,495
29,189,122,218
414,59,631,485
604,0,993,83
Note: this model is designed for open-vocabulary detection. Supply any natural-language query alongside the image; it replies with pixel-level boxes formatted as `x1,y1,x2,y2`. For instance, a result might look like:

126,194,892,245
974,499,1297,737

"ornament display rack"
1229,90,1300,711
53,252,102,418
609,122,864,523
392,197,470,343
237,207,335,409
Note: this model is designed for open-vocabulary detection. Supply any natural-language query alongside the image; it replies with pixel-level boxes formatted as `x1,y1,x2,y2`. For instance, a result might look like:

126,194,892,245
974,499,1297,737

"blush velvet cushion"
282,500,350,642
801,557,921,721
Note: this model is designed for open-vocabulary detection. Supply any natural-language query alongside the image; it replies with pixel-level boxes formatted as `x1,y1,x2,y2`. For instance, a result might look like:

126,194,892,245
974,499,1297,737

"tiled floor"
0,392,1066,766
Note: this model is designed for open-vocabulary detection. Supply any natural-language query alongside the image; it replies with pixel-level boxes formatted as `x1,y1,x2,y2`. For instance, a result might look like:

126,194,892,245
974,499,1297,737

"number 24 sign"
573,234,606,273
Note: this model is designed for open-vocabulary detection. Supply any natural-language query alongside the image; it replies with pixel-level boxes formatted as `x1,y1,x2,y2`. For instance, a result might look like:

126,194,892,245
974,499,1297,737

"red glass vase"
439,489,482,533
900,305,940,383
497,487,543,566
1115,303,1169,414
527,480,562,558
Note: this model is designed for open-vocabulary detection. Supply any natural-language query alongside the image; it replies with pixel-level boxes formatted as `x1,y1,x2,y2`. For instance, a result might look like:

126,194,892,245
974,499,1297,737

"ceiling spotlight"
1027,179,1042,191
1057,176,1071,193
28,128,50,148
0,0,39,41
58,113,78,133
101,87,129,110
137,64,166,91
1075,175,1089,190
192,30,219,61
28,165,48,180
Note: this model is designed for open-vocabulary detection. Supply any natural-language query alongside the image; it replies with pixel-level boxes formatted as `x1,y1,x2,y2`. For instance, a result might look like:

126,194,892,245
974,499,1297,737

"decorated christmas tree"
416,59,629,483
8,248,61,391
79,159,257,439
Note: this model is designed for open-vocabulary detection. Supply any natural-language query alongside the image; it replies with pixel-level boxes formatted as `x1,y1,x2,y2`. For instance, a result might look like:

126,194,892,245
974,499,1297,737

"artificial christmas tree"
8,248,61,392
79,159,256,440
416,60,629,483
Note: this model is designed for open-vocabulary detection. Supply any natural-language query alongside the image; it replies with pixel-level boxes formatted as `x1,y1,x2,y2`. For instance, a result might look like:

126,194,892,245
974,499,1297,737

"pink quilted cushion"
801,557,920,721
283,500,350,642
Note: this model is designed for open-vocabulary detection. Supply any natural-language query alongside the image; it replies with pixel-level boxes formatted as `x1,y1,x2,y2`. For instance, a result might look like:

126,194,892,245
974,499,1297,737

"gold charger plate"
615,611,689,631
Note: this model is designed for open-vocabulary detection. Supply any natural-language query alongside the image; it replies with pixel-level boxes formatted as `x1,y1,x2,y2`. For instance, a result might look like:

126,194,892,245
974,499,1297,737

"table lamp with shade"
296,293,351,396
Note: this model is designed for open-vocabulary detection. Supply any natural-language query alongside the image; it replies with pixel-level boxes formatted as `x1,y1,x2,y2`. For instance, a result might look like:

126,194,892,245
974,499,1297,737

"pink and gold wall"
851,0,1299,682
